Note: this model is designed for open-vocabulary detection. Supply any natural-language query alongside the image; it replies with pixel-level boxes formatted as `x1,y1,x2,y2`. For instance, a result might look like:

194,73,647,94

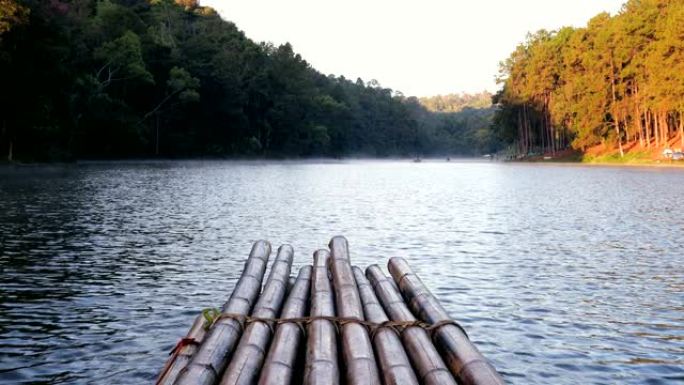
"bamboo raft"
157,236,505,385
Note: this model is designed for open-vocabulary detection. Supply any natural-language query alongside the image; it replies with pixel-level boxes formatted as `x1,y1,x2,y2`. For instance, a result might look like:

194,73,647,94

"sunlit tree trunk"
654,110,660,148
659,111,663,147
548,106,553,153
636,105,643,148
646,110,652,149
613,111,624,157
634,83,643,148
538,101,546,154
679,111,684,150
544,95,549,154
662,112,670,147
610,58,623,157
616,119,624,157
665,112,669,146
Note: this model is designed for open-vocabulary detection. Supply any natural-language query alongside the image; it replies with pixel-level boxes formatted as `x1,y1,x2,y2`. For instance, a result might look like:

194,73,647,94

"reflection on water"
0,160,683,384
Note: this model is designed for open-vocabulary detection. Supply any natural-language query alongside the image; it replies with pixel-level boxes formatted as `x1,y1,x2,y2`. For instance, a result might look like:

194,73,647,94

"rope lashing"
155,337,200,385
157,312,469,385
169,337,200,355
200,308,469,340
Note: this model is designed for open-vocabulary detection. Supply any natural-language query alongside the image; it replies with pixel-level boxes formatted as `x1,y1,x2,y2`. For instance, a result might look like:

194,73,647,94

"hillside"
419,92,493,113
493,0,684,163
0,0,500,161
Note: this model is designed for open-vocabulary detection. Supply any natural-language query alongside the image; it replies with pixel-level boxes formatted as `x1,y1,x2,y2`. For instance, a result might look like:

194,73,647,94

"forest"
420,92,493,113
494,0,684,159
0,0,498,161
2,0,684,162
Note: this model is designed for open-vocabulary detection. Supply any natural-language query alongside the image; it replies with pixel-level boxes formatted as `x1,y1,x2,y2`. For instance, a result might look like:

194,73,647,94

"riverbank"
516,139,684,168
526,157,684,168
0,156,477,167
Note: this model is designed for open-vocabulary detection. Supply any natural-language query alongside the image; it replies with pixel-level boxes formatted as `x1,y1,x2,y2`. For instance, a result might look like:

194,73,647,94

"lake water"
0,160,682,384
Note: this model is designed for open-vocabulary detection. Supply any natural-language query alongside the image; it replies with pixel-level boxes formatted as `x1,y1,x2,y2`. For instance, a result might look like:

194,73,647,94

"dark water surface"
1,160,683,384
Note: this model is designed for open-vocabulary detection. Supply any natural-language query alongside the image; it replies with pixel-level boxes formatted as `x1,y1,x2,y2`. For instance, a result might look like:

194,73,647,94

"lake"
0,160,682,384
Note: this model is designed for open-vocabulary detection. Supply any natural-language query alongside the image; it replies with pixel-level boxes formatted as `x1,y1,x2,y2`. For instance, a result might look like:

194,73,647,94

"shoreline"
581,161,684,168
3,157,684,169
508,148,684,169
510,159,684,169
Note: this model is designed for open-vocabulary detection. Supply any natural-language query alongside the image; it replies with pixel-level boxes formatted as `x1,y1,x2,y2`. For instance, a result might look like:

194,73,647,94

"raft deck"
157,236,505,385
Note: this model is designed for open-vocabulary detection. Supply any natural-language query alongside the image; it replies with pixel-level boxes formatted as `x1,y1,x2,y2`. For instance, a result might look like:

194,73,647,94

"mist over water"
1,160,683,384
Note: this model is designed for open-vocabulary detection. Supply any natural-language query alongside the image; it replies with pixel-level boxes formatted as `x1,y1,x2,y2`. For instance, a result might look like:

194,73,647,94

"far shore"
508,145,684,169
511,159,684,169
3,156,684,170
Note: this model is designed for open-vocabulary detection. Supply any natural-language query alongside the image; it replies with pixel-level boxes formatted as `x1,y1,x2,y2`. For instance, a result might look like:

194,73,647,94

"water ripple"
0,160,683,384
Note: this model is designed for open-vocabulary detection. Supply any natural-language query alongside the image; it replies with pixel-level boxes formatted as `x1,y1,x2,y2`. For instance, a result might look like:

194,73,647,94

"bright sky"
201,0,625,97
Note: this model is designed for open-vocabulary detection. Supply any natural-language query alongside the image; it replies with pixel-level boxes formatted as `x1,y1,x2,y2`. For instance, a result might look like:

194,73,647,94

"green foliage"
419,92,492,113
168,66,199,102
496,0,684,156
582,151,651,164
0,0,28,37
201,307,220,330
0,0,496,160
94,30,153,85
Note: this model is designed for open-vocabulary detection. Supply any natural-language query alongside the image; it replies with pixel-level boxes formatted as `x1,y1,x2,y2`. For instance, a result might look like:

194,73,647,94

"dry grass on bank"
518,135,684,167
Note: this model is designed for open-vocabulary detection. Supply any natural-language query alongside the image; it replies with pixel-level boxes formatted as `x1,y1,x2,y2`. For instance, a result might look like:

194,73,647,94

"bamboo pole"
174,241,272,385
328,236,381,385
365,265,457,385
219,245,294,385
156,314,208,385
387,257,505,385
304,250,339,385
352,266,419,385
258,265,313,385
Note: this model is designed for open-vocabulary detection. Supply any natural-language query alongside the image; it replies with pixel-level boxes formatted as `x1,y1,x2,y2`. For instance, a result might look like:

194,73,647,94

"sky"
201,0,626,97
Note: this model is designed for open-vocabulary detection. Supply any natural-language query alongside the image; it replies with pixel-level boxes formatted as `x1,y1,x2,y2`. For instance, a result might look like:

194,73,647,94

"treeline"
406,97,498,155
0,0,497,161
419,92,492,113
414,91,498,155
494,0,684,156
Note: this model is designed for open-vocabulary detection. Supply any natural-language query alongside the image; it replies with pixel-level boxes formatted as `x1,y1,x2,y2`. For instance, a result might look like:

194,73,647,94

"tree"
0,0,28,37
495,0,684,158
93,30,153,89
0,0,499,161
140,66,200,155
